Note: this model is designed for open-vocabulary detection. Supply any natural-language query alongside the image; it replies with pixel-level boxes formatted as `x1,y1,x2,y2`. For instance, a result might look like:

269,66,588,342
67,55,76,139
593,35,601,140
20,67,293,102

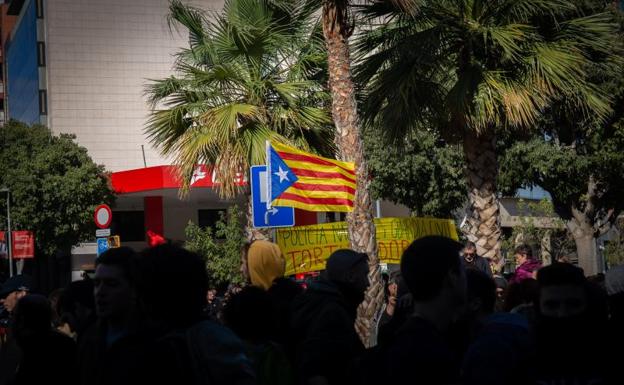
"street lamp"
0,187,12,277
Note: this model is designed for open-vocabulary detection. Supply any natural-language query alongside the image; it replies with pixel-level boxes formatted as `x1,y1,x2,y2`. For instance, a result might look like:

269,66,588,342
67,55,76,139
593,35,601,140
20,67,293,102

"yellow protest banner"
276,217,458,275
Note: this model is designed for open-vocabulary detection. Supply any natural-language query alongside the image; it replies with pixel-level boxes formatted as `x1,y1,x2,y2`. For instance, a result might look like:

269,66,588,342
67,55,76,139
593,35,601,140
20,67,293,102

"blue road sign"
96,237,109,257
251,165,295,228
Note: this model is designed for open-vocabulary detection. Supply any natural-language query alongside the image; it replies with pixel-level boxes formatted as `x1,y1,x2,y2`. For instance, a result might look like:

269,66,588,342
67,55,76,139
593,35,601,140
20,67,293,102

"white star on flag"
274,166,290,183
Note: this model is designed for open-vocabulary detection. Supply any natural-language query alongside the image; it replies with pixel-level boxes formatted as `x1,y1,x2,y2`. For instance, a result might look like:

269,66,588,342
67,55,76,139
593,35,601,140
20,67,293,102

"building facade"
3,0,411,273
4,0,232,253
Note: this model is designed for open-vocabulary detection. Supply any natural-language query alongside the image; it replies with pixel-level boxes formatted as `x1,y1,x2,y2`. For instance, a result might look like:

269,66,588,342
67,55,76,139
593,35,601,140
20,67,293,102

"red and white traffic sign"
94,204,112,229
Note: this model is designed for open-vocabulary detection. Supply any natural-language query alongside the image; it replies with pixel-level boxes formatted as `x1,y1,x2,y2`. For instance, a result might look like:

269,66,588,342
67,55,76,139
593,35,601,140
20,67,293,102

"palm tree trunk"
322,1,382,347
462,130,503,271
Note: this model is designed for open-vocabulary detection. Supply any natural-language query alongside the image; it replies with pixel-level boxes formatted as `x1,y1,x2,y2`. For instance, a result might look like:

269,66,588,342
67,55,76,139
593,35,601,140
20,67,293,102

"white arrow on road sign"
264,207,279,225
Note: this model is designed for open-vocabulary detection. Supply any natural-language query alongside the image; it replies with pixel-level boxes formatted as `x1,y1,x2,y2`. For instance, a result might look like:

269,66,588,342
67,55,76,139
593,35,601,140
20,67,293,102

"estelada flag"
267,141,356,212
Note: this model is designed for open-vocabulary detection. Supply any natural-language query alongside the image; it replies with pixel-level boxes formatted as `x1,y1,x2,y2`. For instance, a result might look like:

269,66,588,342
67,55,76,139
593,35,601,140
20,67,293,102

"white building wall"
44,0,223,172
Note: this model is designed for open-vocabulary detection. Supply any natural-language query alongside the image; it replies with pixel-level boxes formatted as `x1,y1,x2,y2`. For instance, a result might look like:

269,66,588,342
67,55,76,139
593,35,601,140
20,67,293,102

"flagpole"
266,140,272,210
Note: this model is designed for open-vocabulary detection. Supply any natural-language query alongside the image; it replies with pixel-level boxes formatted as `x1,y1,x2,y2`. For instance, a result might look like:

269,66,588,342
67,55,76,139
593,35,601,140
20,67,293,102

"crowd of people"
0,236,623,385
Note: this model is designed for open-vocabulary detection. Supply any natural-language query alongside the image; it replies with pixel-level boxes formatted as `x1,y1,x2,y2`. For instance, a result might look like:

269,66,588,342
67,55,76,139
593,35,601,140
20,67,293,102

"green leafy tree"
146,0,334,239
364,128,466,218
501,199,575,270
0,121,114,279
185,205,245,287
499,122,624,274
355,0,616,271
499,3,624,274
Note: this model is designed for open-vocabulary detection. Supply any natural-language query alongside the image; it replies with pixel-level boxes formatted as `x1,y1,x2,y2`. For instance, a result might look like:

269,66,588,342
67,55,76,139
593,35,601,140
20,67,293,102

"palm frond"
354,0,617,143
146,0,332,197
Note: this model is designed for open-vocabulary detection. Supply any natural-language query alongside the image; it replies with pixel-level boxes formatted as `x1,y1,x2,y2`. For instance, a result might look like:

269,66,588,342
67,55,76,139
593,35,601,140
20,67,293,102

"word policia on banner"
276,217,458,275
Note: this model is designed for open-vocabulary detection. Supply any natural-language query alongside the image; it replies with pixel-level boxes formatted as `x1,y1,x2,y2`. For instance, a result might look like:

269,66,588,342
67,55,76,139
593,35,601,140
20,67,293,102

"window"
324,212,346,223
37,42,46,66
36,0,44,19
111,211,145,242
38,90,47,115
198,209,225,230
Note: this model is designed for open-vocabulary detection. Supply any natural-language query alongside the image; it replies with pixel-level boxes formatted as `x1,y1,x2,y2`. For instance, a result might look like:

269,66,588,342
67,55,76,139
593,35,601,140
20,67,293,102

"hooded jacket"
289,279,363,385
509,259,542,285
247,241,285,291
462,313,534,385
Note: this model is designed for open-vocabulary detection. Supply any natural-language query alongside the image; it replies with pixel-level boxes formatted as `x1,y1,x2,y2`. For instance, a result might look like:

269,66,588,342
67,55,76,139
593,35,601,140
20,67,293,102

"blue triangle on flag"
269,146,298,202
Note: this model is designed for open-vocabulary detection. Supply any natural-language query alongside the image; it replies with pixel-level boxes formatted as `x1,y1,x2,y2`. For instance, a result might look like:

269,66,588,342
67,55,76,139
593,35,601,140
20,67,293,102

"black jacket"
463,255,493,277
386,316,461,384
15,330,76,385
78,322,151,385
290,279,363,385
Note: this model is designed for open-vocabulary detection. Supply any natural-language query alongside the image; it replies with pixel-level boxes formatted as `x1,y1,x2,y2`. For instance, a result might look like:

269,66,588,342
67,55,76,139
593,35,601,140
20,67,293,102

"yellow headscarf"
247,240,285,290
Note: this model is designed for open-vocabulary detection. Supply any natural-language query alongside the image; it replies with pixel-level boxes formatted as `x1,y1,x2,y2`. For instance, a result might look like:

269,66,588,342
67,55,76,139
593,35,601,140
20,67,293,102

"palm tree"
146,0,334,239
355,0,614,270
320,0,389,346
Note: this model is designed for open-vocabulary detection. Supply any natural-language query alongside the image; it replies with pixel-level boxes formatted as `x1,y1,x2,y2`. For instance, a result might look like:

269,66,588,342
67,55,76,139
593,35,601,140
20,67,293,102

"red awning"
111,165,246,194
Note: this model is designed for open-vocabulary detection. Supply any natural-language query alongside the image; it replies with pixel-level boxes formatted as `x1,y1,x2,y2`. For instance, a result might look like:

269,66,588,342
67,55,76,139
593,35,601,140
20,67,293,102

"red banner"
0,232,6,258
0,231,35,259
12,231,35,259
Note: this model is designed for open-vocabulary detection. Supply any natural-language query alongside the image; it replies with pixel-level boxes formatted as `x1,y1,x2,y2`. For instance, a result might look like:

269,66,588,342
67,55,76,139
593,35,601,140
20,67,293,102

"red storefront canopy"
110,165,246,194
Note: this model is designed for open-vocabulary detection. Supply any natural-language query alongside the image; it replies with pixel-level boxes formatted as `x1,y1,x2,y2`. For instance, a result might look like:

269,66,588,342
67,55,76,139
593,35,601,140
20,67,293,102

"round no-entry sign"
94,204,112,229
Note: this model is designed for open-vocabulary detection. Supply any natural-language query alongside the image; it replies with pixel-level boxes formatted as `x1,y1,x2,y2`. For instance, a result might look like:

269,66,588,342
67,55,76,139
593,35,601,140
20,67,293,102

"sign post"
250,166,295,229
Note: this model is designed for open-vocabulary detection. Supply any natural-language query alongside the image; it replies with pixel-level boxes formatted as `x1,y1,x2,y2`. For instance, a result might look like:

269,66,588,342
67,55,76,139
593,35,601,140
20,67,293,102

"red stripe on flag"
292,182,356,195
277,152,355,175
289,168,356,184
278,192,354,207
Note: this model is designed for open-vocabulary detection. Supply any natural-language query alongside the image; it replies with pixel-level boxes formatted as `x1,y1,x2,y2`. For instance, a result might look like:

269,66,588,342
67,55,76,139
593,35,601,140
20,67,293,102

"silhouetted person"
493,274,508,312
461,269,534,385
290,249,369,385
266,277,302,348
376,271,413,346
12,294,76,385
139,244,255,385
223,286,293,385
605,265,624,348
0,275,32,385
384,236,466,384
58,279,96,341
533,263,613,384
241,240,286,290
504,279,539,324
509,244,541,285
462,241,492,277
240,240,302,347
203,288,221,321
78,247,147,385
48,288,65,329
605,264,624,323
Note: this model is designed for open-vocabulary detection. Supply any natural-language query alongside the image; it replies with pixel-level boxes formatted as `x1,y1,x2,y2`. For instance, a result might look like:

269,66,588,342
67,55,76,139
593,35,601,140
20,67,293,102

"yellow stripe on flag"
296,176,356,190
272,198,354,213
282,160,356,181
284,186,355,200
272,141,355,172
